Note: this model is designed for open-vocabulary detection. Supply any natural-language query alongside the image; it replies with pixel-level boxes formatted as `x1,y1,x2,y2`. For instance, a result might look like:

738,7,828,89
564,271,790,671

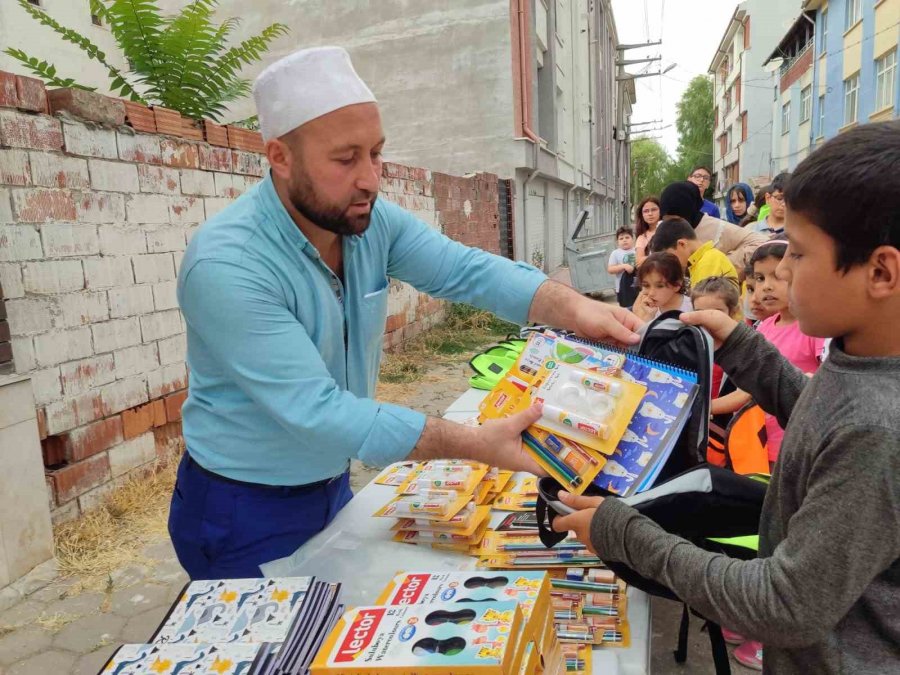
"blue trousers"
168,453,352,580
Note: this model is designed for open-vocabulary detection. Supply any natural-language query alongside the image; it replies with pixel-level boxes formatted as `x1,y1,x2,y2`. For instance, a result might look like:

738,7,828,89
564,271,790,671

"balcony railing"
780,39,814,77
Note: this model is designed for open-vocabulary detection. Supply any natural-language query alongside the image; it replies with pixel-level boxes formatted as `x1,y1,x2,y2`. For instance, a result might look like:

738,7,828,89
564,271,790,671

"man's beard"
288,169,377,236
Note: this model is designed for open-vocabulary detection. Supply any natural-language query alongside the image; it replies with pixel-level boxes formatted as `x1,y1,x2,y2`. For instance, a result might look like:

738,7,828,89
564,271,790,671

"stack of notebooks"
478,330,699,497
311,570,566,675
373,460,512,552
100,577,343,674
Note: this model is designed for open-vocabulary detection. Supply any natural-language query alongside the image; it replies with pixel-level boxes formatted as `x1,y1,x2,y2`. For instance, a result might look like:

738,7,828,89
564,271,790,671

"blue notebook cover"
593,353,698,496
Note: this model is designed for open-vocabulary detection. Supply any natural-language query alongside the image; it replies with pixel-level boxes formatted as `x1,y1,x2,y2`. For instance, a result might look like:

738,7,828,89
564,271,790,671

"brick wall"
0,71,506,523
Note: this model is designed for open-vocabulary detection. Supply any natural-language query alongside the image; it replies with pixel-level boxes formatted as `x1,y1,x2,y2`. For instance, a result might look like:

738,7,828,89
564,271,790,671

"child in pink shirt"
750,241,826,462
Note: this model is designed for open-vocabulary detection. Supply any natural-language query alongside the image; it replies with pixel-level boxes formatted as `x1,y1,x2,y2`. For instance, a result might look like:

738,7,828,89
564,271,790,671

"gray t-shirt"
608,248,637,292
591,324,900,674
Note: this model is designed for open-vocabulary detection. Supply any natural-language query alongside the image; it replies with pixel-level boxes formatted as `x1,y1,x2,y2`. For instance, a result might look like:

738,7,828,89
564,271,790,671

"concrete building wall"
711,1,800,196
0,0,130,93
809,0,898,147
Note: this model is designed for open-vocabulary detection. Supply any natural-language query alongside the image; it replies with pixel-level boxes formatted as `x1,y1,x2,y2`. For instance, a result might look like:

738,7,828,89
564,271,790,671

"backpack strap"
674,603,690,664
707,621,732,675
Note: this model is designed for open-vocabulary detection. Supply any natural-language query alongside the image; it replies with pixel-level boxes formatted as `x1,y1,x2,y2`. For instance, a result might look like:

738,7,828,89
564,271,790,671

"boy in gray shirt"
553,122,900,674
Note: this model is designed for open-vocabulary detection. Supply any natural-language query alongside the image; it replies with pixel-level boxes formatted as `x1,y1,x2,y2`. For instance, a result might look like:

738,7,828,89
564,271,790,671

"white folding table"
262,388,652,674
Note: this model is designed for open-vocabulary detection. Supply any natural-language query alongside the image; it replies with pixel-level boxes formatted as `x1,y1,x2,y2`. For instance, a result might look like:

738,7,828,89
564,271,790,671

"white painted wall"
0,0,129,95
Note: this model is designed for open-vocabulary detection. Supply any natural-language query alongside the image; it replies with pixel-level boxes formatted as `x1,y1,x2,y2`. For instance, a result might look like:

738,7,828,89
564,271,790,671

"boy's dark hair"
691,276,741,315
749,239,788,268
770,172,790,193
638,252,685,291
785,120,900,270
690,164,712,176
648,216,697,253
616,226,635,239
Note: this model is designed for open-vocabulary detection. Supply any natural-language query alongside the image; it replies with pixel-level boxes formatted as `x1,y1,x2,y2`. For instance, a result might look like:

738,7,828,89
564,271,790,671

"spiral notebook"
534,334,700,497
585,345,699,496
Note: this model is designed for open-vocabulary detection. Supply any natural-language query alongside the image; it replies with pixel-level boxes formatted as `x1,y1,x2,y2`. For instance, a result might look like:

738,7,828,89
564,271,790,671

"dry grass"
53,442,182,588
33,612,79,633
379,304,518,386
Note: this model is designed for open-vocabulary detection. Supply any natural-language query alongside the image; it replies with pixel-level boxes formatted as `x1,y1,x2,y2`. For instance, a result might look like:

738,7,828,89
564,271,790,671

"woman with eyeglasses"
633,196,661,266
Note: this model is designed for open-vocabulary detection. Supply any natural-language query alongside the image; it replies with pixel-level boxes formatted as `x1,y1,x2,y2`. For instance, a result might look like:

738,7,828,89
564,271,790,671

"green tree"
671,75,715,195
4,0,288,122
630,137,673,204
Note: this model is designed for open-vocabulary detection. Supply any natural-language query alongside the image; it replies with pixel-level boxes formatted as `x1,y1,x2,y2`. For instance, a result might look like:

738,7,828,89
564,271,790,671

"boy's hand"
551,491,605,556
681,309,740,350
624,264,635,274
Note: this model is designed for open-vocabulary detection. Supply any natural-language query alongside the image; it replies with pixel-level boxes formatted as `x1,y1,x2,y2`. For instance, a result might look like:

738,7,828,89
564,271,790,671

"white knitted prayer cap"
253,46,376,141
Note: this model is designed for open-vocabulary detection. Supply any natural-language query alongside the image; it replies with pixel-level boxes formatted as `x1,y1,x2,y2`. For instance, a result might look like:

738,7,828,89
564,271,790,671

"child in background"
749,239,826,465
607,227,639,308
649,216,738,288
632,252,692,322
691,277,749,414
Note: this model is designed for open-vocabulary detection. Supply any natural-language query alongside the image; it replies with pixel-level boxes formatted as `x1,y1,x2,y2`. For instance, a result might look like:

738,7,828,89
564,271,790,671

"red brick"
385,313,405,332
160,138,200,169
164,390,187,421
149,398,167,427
51,452,111,503
225,126,264,153
122,402,153,439
123,100,156,133
58,415,124,462
11,187,76,222
203,120,228,147
153,106,182,137
47,88,125,126
198,144,231,172
42,436,66,466
15,76,47,113
181,118,204,141
0,110,64,150
0,71,18,108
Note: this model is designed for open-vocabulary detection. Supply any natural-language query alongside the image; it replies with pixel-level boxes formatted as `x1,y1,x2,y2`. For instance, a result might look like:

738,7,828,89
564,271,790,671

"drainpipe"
515,0,541,265
516,0,541,144
801,11,816,151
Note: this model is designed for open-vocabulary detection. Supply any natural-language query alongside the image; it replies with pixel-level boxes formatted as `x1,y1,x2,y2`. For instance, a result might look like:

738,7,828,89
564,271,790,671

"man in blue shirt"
168,47,642,580
687,165,721,219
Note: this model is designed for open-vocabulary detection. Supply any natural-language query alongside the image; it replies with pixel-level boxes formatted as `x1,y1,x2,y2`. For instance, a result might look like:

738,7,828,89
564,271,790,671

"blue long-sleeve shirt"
177,175,546,485
700,198,721,219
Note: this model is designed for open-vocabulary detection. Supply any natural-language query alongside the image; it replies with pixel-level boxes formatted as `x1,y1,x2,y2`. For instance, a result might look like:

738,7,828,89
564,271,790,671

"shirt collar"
688,240,714,268
257,172,364,261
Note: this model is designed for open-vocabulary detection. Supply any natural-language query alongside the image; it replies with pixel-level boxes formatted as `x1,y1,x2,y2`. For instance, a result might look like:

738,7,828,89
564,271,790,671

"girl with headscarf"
725,183,754,225
633,196,661,266
659,181,768,269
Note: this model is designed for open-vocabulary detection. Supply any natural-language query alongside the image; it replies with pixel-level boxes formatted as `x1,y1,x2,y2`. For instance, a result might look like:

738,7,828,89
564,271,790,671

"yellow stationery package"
311,601,524,675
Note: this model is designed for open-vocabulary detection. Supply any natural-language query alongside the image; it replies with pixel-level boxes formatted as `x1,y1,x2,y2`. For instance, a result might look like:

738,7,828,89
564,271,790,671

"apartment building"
708,0,800,199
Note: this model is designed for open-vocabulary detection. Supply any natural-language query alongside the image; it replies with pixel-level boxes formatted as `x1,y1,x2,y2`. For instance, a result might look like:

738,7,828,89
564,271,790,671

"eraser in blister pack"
311,601,523,675
373,491,473,522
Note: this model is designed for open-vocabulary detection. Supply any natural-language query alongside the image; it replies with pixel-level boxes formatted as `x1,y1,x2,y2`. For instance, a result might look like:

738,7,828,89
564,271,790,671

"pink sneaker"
733,640,763,671
722,628,746,645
